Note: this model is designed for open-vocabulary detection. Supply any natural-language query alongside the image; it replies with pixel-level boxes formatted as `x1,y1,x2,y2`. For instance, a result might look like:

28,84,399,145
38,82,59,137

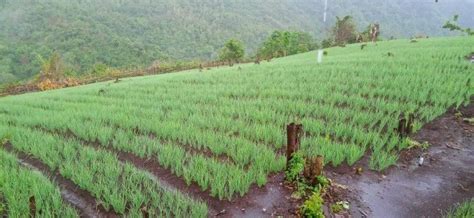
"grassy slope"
0,37,473,213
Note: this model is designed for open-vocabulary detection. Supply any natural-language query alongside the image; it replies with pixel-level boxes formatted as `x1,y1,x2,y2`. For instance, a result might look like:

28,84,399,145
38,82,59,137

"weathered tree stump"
286,123,303,163
304,155,324,185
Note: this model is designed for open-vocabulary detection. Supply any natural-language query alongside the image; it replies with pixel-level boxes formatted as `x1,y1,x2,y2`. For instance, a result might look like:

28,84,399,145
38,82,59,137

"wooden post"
29,196,36,218
286,123,303,162
406,113,414,135
397,113,407,137
140,204,149,218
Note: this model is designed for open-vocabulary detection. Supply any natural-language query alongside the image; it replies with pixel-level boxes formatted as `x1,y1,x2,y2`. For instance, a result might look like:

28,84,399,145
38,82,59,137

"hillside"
0,37,472,216
1,0,473,83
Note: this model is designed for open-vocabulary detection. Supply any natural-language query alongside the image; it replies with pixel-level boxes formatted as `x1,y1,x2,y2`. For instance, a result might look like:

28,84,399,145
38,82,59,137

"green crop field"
0,37,473,216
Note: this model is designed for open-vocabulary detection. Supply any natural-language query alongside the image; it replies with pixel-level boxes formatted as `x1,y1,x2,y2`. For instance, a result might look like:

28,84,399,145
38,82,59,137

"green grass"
445,198,474,218
0,37,473,215
0,126,208,217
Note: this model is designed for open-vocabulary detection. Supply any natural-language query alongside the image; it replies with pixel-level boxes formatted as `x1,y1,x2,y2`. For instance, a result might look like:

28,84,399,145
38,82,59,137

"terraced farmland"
0,37,473,216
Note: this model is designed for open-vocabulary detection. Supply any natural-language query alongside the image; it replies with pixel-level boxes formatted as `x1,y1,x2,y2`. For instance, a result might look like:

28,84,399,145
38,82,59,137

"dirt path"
331,104,474,217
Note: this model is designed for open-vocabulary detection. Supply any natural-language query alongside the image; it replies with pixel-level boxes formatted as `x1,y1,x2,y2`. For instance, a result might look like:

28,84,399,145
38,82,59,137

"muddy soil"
100,140,300,218
328,104,474,218
228,103,473,218
216,173,300,218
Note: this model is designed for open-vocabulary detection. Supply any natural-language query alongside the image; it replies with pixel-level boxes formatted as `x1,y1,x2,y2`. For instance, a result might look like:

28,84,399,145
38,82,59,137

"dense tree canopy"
257,31,317,59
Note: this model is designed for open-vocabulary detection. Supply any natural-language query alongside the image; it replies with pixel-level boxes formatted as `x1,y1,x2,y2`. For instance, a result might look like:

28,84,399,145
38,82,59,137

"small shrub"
331,203,343,214
285,152,305,182
291,181,309,199
301,191,324,218
36,79,63,91
316,175,330,187
445,198,473,218
331,201,350,214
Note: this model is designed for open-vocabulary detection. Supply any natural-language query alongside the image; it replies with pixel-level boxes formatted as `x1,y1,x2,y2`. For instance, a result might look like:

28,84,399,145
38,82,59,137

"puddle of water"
17,158,102,218
61,189,99,218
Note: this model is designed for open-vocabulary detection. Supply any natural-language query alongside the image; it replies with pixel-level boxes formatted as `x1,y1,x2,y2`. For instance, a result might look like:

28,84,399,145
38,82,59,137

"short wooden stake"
406,113,414,135
140,204,149,218
397,113,407,137
304,155,324,185
29,196,36,218
313,155,324,177
398,113,415,137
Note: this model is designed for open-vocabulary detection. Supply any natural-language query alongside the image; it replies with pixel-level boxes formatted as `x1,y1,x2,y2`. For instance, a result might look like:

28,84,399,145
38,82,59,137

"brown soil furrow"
2,142,118,218
21,125,226,213
78,140,298,217
26,124,297,217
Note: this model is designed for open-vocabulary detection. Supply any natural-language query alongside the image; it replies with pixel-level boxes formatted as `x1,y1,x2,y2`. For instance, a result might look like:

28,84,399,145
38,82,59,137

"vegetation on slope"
0,149,79,217
1,0,473,83
0,37,472,205
0,126,208,216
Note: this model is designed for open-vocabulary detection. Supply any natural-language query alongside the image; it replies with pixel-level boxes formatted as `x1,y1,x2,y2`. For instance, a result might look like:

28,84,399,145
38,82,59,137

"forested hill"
1,0,473,83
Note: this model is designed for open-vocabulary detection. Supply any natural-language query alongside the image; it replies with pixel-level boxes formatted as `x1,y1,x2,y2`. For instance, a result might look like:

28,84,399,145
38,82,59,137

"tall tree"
219,39,245,66
37,52,65,81
332,16,358,46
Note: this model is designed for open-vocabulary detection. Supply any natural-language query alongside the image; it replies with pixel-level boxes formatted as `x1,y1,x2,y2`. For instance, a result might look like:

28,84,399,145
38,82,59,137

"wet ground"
212,103,474,218
215,173,299,218
331,104,474,218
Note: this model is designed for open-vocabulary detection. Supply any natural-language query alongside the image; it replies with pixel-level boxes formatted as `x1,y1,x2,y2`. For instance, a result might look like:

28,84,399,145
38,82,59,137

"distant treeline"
1,0,473,84
0,29,318,95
